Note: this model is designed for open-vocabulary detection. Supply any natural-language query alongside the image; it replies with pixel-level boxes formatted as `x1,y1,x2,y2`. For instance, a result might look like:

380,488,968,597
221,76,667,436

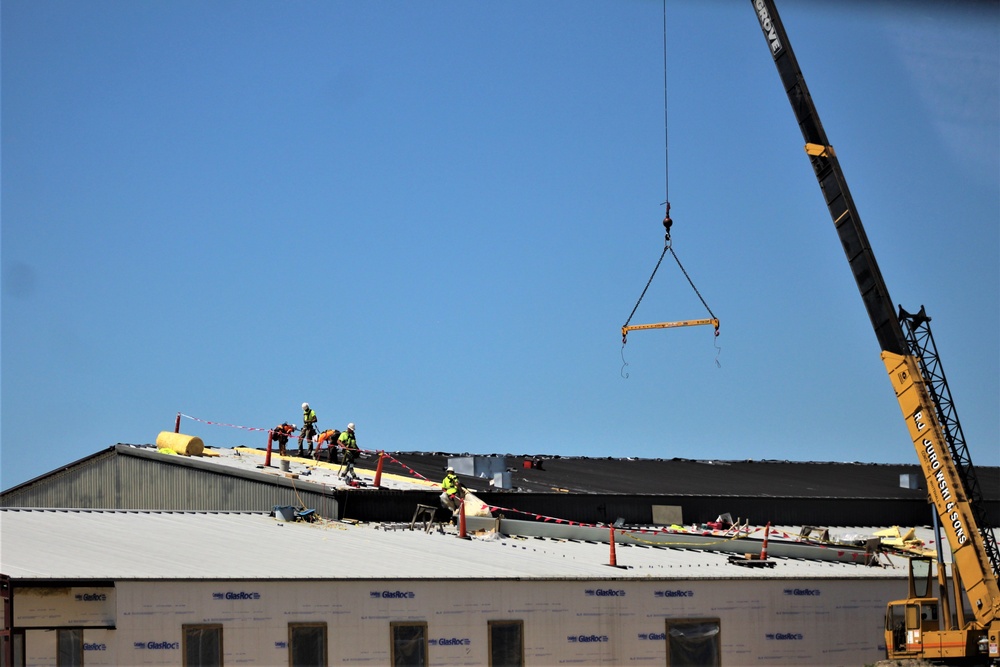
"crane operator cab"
886,557,936,656
886,601,941,656
884,556,991,662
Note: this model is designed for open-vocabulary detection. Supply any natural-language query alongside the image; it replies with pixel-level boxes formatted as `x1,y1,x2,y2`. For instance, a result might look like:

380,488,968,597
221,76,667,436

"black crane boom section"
751,0,907,356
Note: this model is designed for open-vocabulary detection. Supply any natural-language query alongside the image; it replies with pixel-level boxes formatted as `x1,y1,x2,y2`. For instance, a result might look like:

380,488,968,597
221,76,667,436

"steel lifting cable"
621,238,670,336
620,232,719,346
661,0,669,209
620,1,720,376
667,245,717,324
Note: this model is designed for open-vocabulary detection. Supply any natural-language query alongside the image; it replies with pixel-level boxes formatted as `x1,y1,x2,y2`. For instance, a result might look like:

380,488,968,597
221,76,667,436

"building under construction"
2,440,998,666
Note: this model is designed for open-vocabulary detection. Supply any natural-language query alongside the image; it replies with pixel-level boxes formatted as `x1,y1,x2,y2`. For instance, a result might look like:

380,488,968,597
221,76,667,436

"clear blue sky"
3,1,998,490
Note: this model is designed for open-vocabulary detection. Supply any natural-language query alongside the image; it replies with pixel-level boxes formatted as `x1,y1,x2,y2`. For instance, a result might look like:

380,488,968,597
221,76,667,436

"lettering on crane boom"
914,410,968,546
754,0,783,55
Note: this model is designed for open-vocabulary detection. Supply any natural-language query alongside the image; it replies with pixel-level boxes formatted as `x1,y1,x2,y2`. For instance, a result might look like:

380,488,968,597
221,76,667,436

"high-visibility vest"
442,474,459,495
303,409,317,425
338,431,357,450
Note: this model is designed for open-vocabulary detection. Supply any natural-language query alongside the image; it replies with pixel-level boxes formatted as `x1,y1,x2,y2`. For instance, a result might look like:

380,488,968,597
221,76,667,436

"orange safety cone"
264,431,273,468
373,451,384,488
457,497,471,540
608,526,618,567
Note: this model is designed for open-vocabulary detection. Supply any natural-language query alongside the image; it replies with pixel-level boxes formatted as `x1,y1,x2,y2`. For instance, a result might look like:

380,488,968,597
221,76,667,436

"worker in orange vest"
315,429,341,462
272,422,296,456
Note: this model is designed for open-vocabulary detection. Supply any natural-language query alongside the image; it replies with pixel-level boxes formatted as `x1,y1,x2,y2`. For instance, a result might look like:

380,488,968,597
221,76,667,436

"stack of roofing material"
155,431,204,456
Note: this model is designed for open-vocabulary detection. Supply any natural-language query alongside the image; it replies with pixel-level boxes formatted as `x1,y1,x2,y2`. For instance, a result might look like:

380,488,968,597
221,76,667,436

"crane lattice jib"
899,306,1000,582
751,0,999,629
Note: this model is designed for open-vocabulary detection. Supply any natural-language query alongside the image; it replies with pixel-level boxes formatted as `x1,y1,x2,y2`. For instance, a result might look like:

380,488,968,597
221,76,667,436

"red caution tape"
179,412,436,482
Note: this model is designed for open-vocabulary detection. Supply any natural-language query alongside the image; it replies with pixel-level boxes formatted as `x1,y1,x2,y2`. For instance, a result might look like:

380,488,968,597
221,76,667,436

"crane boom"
750,0,999,661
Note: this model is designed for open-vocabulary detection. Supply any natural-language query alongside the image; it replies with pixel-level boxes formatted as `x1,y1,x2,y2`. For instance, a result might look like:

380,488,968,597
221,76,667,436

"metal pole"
264,430,273,468
174,413,181,433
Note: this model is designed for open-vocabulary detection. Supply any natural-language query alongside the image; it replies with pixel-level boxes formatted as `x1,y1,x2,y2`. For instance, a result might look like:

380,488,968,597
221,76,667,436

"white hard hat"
347,423,355,430
446,466,454,472
302,402,309,409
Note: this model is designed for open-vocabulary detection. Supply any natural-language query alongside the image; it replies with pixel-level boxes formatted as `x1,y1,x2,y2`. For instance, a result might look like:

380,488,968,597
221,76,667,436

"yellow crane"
751,1,999,662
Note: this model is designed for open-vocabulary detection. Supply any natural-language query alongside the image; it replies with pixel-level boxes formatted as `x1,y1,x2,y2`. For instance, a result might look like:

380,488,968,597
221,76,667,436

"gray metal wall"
1,447,339,519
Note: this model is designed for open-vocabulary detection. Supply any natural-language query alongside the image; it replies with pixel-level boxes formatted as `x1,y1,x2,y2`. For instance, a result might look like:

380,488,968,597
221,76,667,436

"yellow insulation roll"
155,431,205,456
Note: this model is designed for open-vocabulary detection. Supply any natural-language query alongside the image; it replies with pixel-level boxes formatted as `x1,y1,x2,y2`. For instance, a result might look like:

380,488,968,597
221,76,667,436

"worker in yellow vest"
298,402,317,456
440,467,465,518
338,424,359,479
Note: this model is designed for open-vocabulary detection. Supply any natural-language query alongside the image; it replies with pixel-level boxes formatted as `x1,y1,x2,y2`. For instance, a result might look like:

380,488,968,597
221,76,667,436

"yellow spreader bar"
622,318,719,344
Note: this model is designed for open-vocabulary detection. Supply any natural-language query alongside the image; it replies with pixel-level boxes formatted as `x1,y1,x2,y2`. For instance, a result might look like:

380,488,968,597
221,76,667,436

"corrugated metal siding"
1,448,119,508
1,450,338,518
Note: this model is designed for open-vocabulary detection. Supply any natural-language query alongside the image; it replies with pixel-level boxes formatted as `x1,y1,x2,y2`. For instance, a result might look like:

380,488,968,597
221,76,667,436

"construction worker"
440,466,465,517
272,422,296,456
298,402,318,456
315,429,341,462
337,423,359,479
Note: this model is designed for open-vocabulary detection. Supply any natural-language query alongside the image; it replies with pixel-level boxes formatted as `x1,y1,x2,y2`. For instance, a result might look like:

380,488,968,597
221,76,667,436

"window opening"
183,624,223,667
289,623,327,667
5,630,24,667
57,629,83,667
390,622,427,667
488,620,523,667
665,618,721,667
886,603,906,653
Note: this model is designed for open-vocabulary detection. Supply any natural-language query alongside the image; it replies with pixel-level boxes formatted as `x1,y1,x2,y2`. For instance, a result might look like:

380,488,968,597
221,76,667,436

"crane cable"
622,0,673,337
662,0,669,210
621,0,673,336
620,0,720,376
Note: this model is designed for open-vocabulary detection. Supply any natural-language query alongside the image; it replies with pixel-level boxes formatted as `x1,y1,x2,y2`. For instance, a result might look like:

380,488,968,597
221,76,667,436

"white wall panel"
14,586,115,627
18,577,899,665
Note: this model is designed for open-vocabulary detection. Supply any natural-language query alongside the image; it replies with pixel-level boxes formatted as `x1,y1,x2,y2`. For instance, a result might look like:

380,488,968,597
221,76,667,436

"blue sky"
3,0,998,490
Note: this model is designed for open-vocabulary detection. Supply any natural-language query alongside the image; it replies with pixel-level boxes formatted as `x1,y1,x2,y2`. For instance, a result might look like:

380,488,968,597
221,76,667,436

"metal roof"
0,508,908,582
5,444,997,528
388,452,1000,500
12,444,998,502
